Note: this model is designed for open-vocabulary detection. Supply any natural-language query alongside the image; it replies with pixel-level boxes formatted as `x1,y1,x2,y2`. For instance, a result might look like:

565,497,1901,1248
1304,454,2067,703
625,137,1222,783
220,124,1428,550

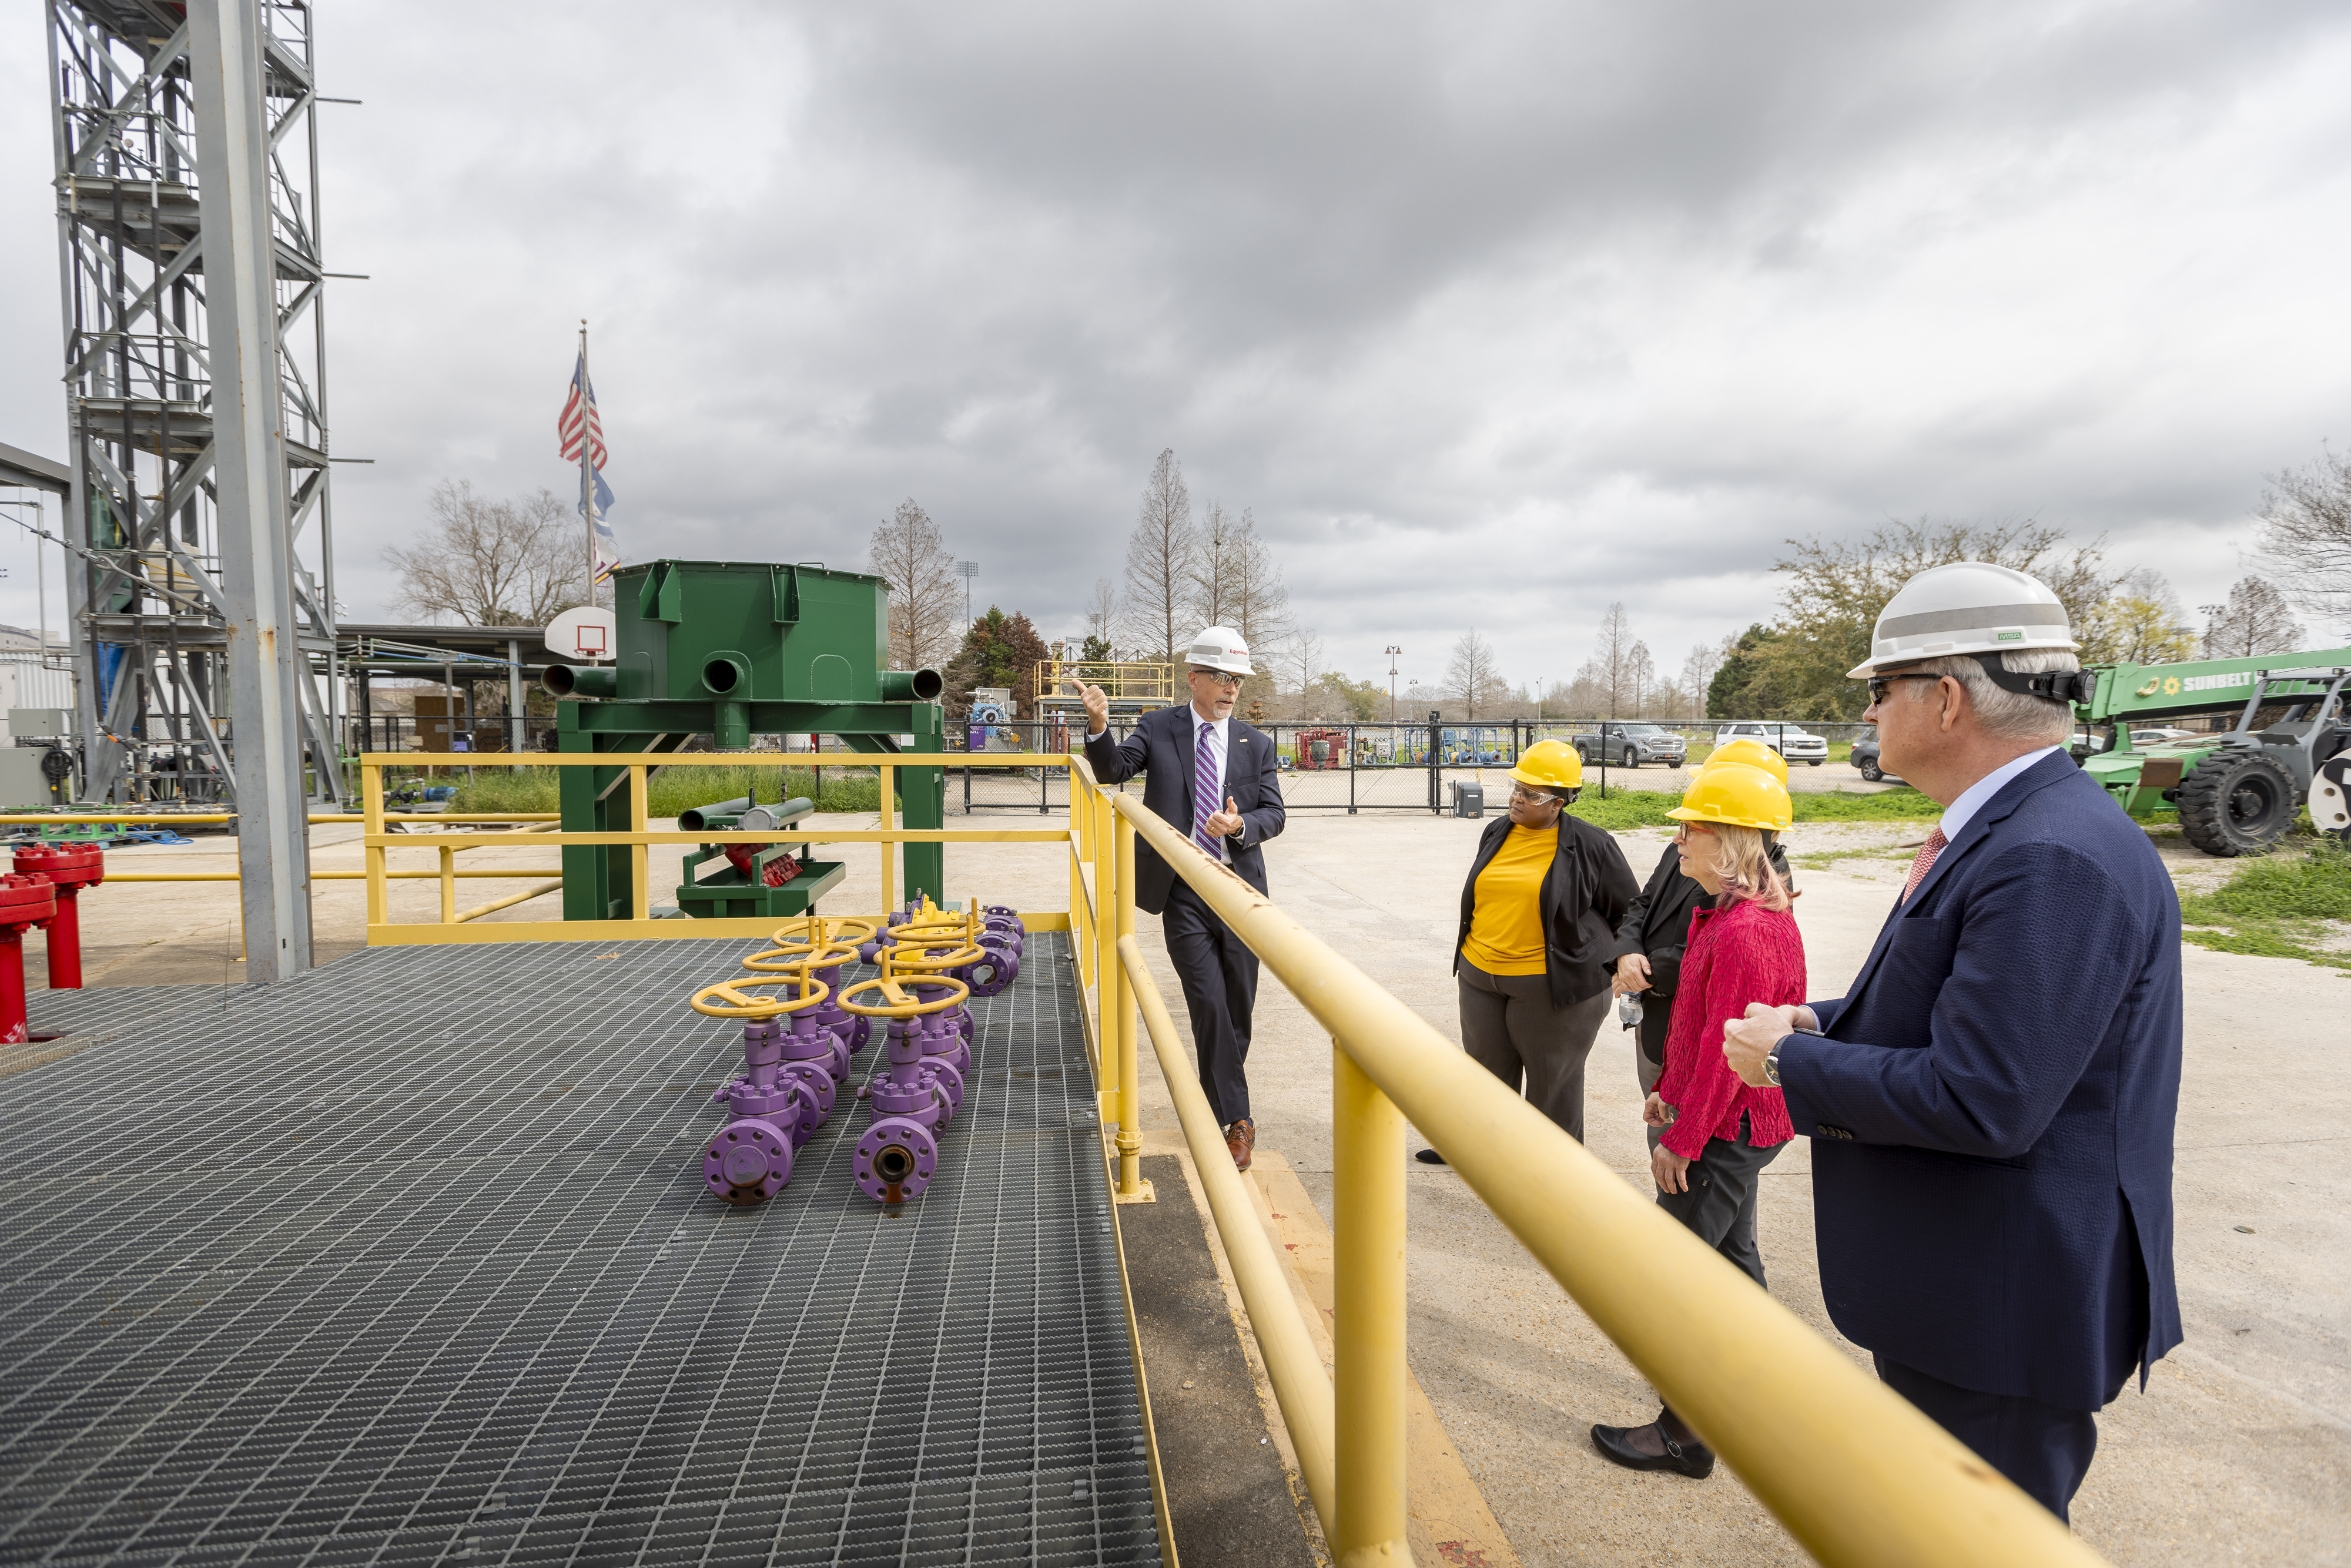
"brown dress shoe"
1224,1118,1255,1171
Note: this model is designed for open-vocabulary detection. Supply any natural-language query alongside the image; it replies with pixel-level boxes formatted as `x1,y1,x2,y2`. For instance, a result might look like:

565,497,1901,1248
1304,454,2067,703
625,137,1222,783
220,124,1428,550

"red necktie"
1899,827,1948,906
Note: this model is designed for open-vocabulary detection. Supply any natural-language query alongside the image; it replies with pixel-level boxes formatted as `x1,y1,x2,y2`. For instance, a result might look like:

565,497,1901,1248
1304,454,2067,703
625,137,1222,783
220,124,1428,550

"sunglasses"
1190,670,1244,689
1866,673,1945,706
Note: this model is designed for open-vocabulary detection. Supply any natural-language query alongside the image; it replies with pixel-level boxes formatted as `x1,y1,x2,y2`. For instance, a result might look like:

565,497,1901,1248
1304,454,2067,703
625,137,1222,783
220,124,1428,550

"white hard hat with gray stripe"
1847,561,2079,676
1186,626,1255,676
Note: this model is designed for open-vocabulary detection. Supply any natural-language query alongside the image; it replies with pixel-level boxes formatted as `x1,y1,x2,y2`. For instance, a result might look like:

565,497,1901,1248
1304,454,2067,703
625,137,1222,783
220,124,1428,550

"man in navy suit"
1076,626,1285,1170
1723,562,2182,1522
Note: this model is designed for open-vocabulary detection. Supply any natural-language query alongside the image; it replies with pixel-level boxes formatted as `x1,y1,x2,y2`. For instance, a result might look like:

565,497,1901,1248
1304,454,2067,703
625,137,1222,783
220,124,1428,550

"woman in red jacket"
1592,762,1803,1480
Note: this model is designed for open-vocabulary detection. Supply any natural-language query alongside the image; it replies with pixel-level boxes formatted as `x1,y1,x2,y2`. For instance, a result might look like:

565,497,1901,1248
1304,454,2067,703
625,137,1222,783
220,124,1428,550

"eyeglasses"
1508,785,1560,806
1673,823,1717,843
1190,669,1244,689
1866,673,1945,706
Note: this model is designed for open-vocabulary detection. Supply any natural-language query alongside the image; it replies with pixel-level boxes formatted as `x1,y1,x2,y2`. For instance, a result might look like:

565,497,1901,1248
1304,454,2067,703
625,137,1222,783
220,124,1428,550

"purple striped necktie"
1193,722,1220,853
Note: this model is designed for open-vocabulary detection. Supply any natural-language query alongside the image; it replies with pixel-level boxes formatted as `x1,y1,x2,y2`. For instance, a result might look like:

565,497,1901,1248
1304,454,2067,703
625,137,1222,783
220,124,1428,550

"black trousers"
1874,1356,2102,1523
1161,879,1260,1127
1653,1111,1780,1289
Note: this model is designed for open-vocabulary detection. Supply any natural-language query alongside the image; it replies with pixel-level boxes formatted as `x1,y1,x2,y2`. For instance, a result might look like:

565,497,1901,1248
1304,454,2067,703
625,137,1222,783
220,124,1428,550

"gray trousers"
1636,1048,1665,1152
1457,962,1612,1144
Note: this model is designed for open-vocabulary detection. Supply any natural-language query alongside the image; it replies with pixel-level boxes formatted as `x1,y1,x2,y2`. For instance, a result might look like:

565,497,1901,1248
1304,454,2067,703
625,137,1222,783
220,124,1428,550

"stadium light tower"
956,560,980,625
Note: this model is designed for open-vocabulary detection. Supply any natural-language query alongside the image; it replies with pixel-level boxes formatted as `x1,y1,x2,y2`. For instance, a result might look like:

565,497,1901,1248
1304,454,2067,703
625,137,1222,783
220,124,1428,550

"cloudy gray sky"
4,1,2347,693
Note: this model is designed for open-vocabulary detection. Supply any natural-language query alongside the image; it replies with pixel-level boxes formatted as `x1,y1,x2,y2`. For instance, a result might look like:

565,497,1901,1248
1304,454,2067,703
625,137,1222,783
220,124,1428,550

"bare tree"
1224,508,1290,656
1121,448,1194,664
1590,602,1640,715
1190,501,1238,631
383,480,584,625
1287,627,1323,695
868,498,960,669
2200,577,2304,659
2259,445,2351,629
1625,639,1657,716
1444,629,1508,719
1679,641,1724,720
1083,577,1118,649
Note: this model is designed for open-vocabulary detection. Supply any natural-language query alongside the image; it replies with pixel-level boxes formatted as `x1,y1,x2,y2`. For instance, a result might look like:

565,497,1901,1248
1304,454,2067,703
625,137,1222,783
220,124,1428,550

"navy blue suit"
1779,751,2182,1517
1086,705,1285,1125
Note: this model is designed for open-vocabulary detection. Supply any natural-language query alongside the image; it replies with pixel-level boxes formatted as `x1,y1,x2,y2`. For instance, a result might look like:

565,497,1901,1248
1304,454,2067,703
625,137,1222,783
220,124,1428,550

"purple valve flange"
838,971,973,1204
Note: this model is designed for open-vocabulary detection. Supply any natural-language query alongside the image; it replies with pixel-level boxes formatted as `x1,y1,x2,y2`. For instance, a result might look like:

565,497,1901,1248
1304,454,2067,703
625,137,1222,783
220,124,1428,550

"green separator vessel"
543,559,945,920
2071,645,2351,856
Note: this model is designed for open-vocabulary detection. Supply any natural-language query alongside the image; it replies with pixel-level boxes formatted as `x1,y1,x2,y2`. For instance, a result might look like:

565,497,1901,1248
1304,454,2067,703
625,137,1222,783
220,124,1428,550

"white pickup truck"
1713,722,1828,765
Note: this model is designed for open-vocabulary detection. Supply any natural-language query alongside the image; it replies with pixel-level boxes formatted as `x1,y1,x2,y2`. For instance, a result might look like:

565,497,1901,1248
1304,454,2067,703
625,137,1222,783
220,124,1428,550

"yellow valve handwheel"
768,914,878,949
883,940,985,974
836,974,971,1018
741,938,862,975
689,972,832,1019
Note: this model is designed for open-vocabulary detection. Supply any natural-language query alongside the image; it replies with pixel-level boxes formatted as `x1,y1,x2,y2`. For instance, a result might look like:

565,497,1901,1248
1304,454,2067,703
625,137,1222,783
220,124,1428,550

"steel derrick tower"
43,0,344,809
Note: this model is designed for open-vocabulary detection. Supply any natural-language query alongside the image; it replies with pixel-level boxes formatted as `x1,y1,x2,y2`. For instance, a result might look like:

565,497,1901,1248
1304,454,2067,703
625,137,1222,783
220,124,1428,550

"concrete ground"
39,802,2350,1564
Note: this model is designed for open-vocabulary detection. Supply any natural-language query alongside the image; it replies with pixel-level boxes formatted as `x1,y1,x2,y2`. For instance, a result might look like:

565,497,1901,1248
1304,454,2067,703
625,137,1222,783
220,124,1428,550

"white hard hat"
1846,561,2079,678
1185,626,1255,676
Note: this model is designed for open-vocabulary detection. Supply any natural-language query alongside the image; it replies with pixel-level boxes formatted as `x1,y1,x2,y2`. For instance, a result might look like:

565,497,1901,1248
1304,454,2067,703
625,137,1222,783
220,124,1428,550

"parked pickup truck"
1713,722,1829,765
1572,722,1688,769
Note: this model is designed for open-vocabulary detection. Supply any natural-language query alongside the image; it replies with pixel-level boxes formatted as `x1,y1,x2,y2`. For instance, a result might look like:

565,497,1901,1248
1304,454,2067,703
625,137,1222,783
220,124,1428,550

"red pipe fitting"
0,873,58,1044
13,845,103,991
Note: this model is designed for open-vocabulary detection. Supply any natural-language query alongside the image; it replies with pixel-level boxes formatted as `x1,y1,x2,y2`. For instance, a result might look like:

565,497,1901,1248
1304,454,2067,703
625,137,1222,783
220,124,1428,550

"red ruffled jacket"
1655,897,1804,1161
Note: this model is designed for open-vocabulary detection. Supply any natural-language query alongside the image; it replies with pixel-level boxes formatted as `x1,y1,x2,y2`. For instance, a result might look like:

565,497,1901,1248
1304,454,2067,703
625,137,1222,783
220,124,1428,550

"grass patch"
1565,786,1940,832
2176,842,2351,971
434,763,888,817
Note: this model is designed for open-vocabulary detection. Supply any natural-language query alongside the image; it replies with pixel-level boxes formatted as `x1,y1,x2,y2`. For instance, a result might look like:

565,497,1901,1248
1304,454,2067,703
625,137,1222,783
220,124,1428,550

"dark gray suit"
1085,704,1286,1125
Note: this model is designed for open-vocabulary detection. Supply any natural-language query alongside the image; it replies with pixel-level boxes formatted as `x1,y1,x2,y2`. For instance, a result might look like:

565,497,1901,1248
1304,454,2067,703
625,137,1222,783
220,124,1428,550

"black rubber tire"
1807,759,1823,766
1859,761,1883,782
1622,748,1639,768
2178,748,2299,857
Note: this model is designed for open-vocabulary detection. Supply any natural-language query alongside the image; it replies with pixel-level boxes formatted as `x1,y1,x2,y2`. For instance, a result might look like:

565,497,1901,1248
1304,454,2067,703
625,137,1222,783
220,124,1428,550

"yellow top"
1461,824,1556,976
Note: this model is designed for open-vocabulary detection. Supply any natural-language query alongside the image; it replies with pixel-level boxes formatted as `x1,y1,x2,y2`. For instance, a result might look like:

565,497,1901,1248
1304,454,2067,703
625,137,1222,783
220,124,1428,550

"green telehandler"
2072,646,2351,856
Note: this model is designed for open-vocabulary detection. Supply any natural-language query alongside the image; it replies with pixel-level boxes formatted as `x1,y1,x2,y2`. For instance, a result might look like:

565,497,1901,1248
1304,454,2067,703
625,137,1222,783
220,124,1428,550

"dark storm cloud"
2,1,2347,678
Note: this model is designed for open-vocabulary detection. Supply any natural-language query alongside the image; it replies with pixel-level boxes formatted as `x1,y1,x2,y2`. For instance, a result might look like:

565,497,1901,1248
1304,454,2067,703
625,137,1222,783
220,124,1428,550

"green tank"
544,559,947,919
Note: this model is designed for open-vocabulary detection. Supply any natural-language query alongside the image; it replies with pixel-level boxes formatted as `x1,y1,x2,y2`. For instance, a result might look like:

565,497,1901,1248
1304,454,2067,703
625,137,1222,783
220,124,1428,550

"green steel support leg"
901,704,945,904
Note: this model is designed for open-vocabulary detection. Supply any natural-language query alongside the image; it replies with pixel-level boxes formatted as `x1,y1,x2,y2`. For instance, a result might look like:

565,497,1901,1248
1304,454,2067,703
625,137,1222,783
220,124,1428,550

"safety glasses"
1866,673,1945,706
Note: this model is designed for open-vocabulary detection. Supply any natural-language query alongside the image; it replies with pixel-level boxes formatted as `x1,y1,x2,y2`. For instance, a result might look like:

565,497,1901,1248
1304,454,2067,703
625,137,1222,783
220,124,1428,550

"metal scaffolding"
45,0,343,811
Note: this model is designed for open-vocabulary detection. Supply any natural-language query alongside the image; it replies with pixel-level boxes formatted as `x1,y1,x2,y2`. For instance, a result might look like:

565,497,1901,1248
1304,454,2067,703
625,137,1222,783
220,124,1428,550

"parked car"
1571,722,1688,769
1851,733,1900,783
1713,722,1828,765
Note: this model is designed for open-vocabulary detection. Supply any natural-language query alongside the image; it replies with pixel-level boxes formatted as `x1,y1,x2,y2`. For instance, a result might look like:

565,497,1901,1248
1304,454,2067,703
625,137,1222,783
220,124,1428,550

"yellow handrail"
354,751,1086,942
1103,784,2105,1567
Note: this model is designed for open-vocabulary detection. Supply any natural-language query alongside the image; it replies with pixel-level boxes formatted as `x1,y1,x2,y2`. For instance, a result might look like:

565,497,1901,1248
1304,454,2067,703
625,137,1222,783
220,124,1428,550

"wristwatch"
1765,1025,1824,1087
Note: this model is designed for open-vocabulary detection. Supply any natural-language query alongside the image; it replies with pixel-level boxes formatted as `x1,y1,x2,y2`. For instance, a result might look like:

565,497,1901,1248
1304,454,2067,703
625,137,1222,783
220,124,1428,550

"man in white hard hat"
1722,561,2182,1521
1073,627,1285,1169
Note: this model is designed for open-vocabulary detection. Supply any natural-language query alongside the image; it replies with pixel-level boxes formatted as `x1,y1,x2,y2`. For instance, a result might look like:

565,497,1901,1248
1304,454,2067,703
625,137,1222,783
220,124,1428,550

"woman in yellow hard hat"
1611,740,1795,1133
1422,739,1639,1166
1592,762,1804,1480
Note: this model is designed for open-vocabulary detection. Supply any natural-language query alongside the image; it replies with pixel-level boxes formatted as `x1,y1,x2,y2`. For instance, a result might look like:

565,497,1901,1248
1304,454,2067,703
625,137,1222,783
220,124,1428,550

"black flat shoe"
1414,1148,1447,1165
1589,1421,1715,1479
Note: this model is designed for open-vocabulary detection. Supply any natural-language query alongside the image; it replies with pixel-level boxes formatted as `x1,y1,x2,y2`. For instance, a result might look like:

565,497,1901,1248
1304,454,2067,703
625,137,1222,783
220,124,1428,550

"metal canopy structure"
45,0,343,810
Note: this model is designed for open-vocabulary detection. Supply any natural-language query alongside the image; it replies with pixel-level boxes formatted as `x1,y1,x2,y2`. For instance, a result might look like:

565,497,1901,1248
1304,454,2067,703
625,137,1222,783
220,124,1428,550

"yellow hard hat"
1667,762,1793,832
1703,736,1788,785
1509,739,1583,793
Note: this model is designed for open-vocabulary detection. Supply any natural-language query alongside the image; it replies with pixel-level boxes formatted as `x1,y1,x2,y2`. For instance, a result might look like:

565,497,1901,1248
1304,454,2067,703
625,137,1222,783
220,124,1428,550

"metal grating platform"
0,933,1160,1566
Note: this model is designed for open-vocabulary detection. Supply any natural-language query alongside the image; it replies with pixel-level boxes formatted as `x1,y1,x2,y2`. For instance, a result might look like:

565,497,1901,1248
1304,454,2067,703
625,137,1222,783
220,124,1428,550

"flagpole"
578,320,596,609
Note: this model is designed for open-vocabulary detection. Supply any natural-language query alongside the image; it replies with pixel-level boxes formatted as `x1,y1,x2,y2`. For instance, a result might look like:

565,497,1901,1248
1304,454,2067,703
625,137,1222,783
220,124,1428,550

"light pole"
956,560,980,627
1385,645,1402,725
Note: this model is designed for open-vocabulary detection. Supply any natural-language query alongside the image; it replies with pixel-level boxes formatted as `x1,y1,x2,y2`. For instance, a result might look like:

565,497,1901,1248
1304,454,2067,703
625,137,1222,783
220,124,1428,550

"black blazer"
1083,704,1286,915
1453,814,1639,1009
1613,839,1794,1061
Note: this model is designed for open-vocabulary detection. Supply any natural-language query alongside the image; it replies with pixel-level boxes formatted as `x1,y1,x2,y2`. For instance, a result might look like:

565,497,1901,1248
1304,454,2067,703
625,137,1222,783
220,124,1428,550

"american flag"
557,353,607,470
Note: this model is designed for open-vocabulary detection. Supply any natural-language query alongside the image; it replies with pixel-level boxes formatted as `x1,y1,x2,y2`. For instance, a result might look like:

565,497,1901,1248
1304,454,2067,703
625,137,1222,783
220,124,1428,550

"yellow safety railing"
356,752,1080,944
1066,753,2106,1567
